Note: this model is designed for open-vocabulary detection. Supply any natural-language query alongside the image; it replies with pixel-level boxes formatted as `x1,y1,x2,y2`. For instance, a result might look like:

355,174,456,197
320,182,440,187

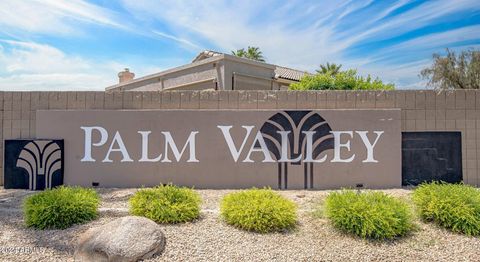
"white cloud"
0,73,110,91
351,26,480,88
355,60,432,89
152,30,200,50
0,39,179,91
0,0,478,90
120,0,354,67
0,40,143,91
382,25,480,54
0,0,200,55
0,40,90,74
0,0,125,36
335,0,480,48
120,0,480,89
39,0,124,29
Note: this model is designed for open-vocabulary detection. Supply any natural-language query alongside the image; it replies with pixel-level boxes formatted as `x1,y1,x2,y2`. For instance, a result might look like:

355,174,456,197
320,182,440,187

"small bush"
413,182,480,236
23,186,99,229
324,190,413,240
129,184,201,223
220,188,297,233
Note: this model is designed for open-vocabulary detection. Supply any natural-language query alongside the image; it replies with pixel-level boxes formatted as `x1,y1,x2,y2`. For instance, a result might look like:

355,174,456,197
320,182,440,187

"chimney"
118,68,135,83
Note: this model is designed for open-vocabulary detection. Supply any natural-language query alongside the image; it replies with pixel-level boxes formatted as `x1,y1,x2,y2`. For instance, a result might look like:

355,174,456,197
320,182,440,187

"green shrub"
129,184,201,223
23,186,99,229
413,182,480,236
290,69,394,90
324,190,413,240
220,188,297,233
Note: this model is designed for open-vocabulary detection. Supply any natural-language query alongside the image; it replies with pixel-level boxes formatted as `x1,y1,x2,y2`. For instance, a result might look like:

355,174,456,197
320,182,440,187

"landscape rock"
74,216,165,262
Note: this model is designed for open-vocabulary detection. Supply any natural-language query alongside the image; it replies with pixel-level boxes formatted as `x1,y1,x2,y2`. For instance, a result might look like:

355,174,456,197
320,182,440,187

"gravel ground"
1,187,479,262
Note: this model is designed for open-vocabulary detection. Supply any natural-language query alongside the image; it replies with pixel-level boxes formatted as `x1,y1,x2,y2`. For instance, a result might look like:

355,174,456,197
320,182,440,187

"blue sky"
0,0,479,90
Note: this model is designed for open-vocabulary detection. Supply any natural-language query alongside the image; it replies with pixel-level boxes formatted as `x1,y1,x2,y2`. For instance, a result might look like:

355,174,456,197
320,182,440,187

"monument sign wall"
36,109,401,189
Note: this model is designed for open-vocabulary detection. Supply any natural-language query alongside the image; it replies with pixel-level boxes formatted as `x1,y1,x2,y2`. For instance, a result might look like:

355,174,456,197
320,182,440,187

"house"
106,50,307,91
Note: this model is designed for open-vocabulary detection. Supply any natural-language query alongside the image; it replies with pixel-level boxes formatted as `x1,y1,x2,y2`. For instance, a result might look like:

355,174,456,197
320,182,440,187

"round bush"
413,182,480,236
129,184,201,223
220,188,297,233
23,186,100,229
325,190,413,240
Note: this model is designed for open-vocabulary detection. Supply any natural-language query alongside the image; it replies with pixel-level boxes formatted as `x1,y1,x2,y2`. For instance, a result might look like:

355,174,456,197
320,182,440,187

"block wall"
1,90,478,187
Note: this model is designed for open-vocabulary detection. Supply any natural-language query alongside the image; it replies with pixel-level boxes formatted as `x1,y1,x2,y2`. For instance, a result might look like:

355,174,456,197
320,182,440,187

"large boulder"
74,216,165,262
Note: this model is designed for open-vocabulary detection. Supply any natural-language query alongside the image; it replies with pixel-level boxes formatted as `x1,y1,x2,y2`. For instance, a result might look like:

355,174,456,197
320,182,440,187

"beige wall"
1,90,479,187
36,109,401,189
234,73,273,90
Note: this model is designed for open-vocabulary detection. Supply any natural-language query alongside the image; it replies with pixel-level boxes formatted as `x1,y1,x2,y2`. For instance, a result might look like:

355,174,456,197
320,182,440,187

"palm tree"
317,62,342,75
246,46,265,62
231,46,265,62
231,48,247,58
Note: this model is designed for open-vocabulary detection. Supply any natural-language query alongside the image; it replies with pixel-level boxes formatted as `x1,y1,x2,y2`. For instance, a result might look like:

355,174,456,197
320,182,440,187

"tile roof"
274,66,308,81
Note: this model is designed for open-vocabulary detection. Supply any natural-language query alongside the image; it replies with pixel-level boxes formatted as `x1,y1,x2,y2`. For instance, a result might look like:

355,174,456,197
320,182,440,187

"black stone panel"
4,139,64,190
402,132,462,186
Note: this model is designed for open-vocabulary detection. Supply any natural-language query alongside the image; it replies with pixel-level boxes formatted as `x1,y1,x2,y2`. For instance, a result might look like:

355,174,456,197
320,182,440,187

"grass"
129,184,201,224
412,182,480,236
220,188,297,233
23,186,99,229
324,190,414,240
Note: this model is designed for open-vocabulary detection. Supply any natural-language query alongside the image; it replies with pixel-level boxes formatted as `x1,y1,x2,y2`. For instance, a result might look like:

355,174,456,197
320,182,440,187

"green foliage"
324,190,413,240
317,62,343,75
23,186,99,229
220,188,297,233
412,182,480,236
129,184,201,224
421,48,480,89
231,46,266,62
290,69,395,90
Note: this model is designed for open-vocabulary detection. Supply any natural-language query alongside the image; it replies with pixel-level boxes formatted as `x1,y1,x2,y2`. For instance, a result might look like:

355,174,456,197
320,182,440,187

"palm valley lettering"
80,126,383,164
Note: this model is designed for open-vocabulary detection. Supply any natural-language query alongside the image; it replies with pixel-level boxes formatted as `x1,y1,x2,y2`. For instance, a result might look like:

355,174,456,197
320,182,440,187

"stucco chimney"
118,68,135,83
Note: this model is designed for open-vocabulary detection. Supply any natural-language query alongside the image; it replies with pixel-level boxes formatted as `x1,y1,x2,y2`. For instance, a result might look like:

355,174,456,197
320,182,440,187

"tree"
231,48,247,58
290,69,394,90
317,62,343,75
421,49,480,89
231,46,265,62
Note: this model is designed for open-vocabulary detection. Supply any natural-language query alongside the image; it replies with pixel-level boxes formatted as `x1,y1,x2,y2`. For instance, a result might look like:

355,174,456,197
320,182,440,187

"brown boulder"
74,216,165,262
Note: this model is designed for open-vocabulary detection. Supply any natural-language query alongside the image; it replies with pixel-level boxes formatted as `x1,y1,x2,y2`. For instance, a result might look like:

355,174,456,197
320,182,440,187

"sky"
0,0,479,91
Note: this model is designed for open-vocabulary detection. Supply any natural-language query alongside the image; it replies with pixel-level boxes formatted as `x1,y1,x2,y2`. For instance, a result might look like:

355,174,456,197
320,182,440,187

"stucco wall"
1,90,479,187
161,62,219,90
223,59,275,90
